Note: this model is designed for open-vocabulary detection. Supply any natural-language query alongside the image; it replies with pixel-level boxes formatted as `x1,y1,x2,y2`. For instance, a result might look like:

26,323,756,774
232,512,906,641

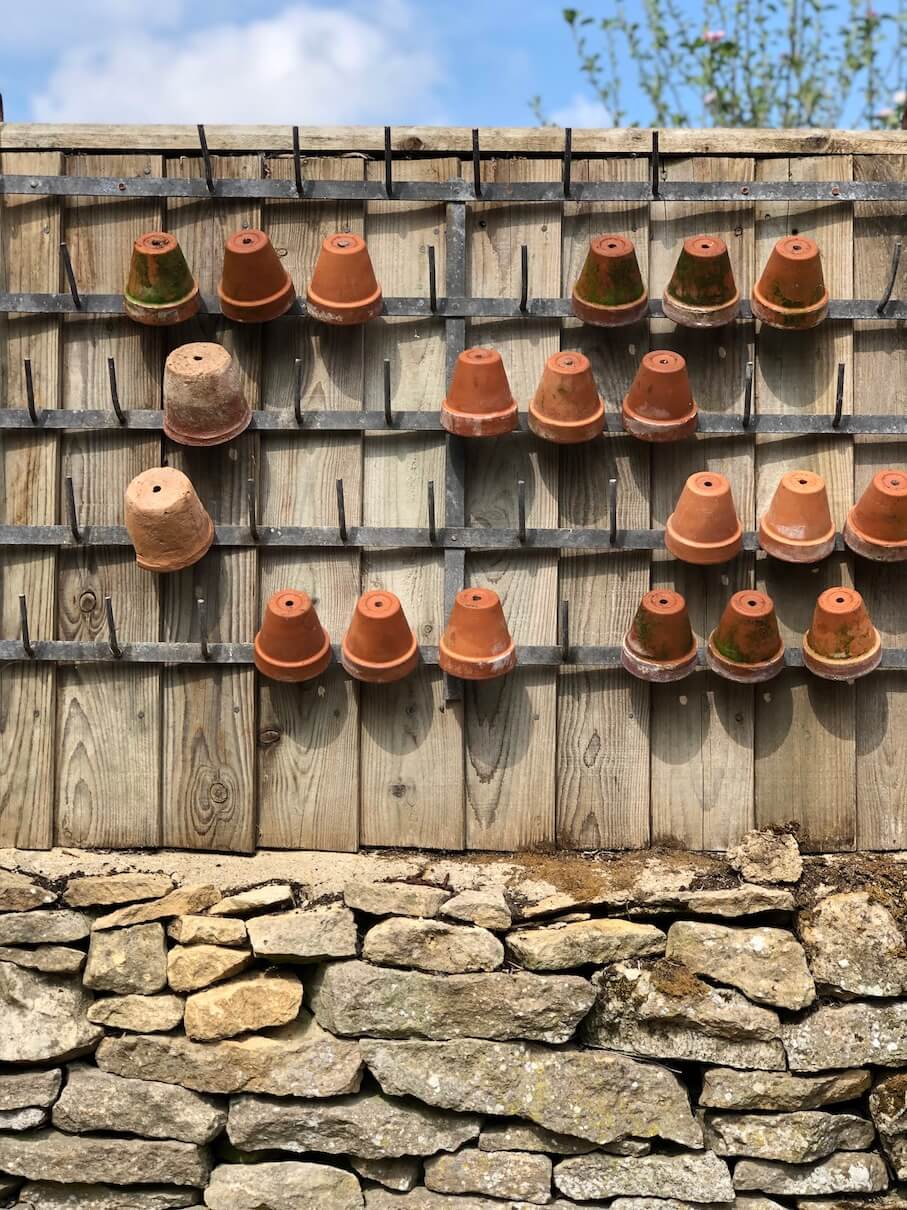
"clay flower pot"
528,351,605,444
219,229,295,323
665,471,742,565
571,234,648,327
662,234,740,327
124,232,199,326
803,586,881,681
844,469,907,561
163,343,251,447
621,589,698,682
441,348,518,438
751,235,829,330
124,467,214,573
341,590,419,683
306,233,383,326
439,587,516,680
254,590,332,683
622,351,698,443
758,470,836,563
706,590,785,683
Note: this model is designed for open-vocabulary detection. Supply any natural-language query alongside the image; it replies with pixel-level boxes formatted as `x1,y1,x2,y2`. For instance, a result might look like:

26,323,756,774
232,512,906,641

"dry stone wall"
1,833,907,1209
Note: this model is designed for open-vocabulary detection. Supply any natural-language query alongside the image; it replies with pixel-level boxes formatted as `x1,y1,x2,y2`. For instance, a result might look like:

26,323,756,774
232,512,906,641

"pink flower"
704,90,718,105
703,29,725,42
876,106,894,118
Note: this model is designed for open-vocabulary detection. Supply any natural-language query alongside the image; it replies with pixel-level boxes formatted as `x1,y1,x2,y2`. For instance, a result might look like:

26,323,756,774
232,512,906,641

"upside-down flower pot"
218,229,295,323
665,471,743,565
254,590,332,683
124,232,199,326
571,234,648,327
306,233,383,326
751,235,828,330
124,467,214,573
758,469,836,563
439,588,516,680
844,469,907,561
662,234,740,327
803,586,881,681
163,343,251,447
341,590,419,683
707,590,786,683
528,351,605,444
441,348,518,438
621,589,698,682
621,350,698,442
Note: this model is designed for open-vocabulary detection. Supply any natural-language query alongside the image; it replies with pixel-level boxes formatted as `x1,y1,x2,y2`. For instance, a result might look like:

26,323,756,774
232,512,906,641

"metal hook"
107,356,126,425
832,362,845,429
427,480,437,544
517,479,527,543
877,239,902,313
197,598,210,661
292,125,305,196
293,357,304,426
23,358,40,425
651,130,661,200
562,127,572,198
104,596,123,659
336,478,348,543
19,594,34,659
247,478,259,542
519,245,529,314
560,599,570,664
59,242,81,309
427,245,437,314
742,359,754,430
609,476,618,545
64,475,81,543
471,128,482,198
384,126,393,198
197,124,215,194
383,358,393,427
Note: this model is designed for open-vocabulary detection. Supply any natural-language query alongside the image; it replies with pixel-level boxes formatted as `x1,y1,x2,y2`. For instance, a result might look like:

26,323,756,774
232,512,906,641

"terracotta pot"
571,234,648,327
124,467,214,573
844,469,907,561
662,234,740,327
218,229,295,323
306,233,383,325
341,590,419,683
622,350,698,443
254,590,332,683
124,232,199,326
163,343,251,447
528,351,605,444
439,587,516,680
665,471,742,565
621,589,698,682
803,586,881,681
706,590,785,683
441,348,518,438
751,235,828,329
758,469,836,563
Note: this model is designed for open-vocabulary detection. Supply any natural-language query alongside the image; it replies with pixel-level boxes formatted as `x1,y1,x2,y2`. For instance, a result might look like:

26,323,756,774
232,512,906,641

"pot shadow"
258,663,353,752
463,667,537,775
756,322,844,412
650,672,712,765
856,675,894,757
358,665,445,756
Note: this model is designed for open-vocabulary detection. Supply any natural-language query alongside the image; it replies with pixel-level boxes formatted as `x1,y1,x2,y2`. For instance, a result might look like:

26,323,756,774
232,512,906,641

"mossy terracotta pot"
571,234,648,327
622,350,698,442
441,348,518,438
621,589,698,682
844,469,907,561
163,343,251,447
662,234,740,327
124,232,199,326
439,587,516,680
254,590,332,683
707,590,785,683
341,590,419,684
124,467,214,573
665,471,742,565
306,233,383,326
218,229,295,323
528,351,605,444
803,586,881,681
758,469,836,563
752,235,828,329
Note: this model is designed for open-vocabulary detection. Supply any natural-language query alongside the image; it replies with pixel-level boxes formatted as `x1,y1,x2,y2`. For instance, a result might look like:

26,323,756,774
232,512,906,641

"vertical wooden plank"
649,157,756,850
557,156,650,849
257,155,363,852
464,159,560,851
754,155,855,851
853,153,907,849
359,157,465,850
0,152,61,847
55,154,162,848
160,154,258,852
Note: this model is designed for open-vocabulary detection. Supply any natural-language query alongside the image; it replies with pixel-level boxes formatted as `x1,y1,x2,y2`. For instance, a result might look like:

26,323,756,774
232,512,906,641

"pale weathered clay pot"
163,343,251,447
124,467,214,573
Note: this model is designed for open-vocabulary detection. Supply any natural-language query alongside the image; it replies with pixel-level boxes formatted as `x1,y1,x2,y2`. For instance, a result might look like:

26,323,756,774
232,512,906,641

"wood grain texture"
557,156,650,849
649,156,756,851
754,156,856,851
257,155,363,852
55,153,162,848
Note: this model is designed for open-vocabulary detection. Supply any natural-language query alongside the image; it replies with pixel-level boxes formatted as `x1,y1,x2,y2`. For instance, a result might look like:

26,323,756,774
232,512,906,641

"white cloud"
30,1,443,123
549,93,611,129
